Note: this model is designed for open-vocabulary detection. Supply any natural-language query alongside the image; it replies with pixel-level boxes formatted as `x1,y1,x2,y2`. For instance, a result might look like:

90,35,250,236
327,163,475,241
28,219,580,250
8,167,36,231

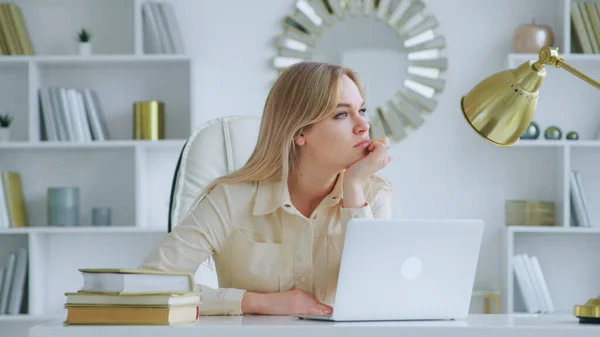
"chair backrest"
167,115,262,287
169,115,262,231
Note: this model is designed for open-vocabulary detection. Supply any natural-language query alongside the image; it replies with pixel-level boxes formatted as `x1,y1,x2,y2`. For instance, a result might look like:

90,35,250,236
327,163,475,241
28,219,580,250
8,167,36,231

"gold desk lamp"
460,46,600,323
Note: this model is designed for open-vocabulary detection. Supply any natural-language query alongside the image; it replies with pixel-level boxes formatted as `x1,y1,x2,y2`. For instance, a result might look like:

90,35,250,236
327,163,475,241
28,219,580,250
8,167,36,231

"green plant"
76,28,91,43
0,114,13,128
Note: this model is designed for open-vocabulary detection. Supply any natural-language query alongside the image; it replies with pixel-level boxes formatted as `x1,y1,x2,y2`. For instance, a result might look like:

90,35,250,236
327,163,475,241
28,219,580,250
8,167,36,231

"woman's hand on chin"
344,137,392,185
341,137,391,209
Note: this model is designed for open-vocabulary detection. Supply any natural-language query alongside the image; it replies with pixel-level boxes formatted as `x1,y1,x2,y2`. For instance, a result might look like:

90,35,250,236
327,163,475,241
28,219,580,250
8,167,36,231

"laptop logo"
400,257,422,280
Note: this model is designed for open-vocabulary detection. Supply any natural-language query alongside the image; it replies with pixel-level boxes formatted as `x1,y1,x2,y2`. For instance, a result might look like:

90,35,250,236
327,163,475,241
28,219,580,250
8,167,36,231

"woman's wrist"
241,291,264,314
342,180,366,208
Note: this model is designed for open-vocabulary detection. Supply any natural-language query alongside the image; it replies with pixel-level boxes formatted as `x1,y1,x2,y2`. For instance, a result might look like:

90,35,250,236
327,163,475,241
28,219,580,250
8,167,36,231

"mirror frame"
272,0,448,143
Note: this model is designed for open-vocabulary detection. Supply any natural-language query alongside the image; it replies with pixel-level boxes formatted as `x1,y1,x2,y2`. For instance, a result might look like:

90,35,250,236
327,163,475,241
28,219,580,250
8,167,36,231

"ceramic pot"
513,21,554,53
0,127,10,142
79,42,92,55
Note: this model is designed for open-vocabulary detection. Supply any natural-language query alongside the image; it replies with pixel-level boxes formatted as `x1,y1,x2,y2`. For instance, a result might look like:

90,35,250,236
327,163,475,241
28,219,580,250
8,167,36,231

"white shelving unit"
502,0,600,315
0,0,193,331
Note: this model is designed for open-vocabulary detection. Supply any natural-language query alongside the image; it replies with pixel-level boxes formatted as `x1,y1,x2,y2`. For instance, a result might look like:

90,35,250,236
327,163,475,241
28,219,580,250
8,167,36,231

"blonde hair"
197,61,390,203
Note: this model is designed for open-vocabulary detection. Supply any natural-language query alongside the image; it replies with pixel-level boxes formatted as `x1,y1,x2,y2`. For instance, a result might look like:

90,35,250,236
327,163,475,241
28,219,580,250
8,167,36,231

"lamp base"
578,317,600,324
574,296,600,324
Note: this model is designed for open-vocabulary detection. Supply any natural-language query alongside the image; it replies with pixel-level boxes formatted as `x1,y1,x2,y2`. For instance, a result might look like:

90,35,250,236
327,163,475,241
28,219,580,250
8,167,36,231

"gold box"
133,101,164,140
505,200,555,226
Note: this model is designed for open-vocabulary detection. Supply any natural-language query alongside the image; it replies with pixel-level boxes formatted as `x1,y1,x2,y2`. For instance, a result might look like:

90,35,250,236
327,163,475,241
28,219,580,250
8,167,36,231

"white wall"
163,0,562,301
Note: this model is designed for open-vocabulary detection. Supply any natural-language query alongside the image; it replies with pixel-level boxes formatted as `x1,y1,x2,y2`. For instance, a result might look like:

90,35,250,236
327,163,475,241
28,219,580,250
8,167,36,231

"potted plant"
76,28,92,55
0,114,13,142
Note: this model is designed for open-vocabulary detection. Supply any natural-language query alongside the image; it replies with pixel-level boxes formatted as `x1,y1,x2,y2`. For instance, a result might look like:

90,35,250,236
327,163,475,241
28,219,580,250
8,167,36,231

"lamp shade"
460,60,547,146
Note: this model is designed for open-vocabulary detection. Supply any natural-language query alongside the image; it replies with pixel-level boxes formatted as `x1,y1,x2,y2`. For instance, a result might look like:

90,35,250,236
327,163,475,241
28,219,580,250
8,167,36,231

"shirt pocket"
230,229,281,293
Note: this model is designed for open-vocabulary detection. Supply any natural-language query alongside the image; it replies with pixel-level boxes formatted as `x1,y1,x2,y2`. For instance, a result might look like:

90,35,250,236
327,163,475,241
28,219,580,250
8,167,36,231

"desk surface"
29,314,600,337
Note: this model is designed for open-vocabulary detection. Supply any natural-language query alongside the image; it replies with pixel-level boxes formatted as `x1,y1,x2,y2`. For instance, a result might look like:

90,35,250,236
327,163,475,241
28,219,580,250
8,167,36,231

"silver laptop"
296,218,484,322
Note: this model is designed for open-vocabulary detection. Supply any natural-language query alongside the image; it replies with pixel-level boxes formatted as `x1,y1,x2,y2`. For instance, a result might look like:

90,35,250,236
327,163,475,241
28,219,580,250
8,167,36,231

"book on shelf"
64,268,201,325
512,253,554,314
142,1,185,54
569,170,591,227
571,2,600,54
0,171,28,229
0,247,28,315
0,3,34,55
38,87,110,142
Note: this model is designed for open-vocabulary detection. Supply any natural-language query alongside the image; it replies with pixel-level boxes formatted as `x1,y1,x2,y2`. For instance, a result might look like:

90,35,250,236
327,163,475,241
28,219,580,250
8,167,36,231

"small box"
505,200,555,226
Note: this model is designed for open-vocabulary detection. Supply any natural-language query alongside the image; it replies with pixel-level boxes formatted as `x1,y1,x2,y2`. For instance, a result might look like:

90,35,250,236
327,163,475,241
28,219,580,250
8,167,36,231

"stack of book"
38,87,110,142
569,170,591,227
141,1,185,54
0,247,28,315
64,268,202,325
0,3,34,55
0,171,28,229
512,253,554,314
571,2,600,54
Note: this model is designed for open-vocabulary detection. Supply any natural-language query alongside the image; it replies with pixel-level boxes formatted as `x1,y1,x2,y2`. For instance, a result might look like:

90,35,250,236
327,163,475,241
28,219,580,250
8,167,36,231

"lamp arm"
556,59,600,89
532,47,600,90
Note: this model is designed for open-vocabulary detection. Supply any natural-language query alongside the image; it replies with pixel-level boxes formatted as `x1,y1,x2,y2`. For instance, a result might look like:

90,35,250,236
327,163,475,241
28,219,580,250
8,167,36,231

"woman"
139,61,394,316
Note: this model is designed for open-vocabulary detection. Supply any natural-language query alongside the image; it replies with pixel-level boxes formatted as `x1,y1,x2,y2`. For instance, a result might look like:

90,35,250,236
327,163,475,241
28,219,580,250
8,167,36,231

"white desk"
29,314,600,337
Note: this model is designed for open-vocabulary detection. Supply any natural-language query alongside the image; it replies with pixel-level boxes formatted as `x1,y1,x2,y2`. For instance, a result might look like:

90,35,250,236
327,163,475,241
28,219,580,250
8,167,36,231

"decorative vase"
133,101,165,140
513,20,554,53
78,42,92,56
0,127,10,142
48,187,80,226
92,207,112,226
520,121,540,140
566,131,579,140
544,126,562,140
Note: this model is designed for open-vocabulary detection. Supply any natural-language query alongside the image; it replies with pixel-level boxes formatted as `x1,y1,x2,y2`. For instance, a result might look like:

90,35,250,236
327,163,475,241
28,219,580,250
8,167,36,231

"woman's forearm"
241,291,264,314
342,181,366,208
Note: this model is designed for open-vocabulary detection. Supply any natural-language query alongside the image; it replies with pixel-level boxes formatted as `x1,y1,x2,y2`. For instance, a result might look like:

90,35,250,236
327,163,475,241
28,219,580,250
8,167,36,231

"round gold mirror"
272,0,448,143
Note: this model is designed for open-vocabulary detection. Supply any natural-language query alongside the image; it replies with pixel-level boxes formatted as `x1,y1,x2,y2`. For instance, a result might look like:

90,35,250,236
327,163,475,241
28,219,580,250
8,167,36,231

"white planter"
0,128,10,142
78,42,92,56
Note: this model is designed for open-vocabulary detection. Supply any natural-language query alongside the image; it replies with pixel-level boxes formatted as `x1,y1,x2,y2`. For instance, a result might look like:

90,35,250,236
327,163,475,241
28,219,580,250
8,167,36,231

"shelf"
0,314,63,322
0,226,166,235
507,227,600,314
0,0,189,325
507,53,600,68
513,140,600,148
507,226,600,234
568,141,600,148
0,140,186,150
512,140,570,148
0,59,29,69
0,54,190,67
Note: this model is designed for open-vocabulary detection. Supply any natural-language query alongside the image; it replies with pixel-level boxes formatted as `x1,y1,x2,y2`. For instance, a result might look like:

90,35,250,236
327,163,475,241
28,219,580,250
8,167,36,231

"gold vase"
133,101,164,140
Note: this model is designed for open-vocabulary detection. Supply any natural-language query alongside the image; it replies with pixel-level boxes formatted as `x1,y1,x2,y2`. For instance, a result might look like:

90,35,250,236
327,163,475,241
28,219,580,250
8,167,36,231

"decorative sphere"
566,131,579,140
544,126,562,140
513,22,555,53
520,121,540,139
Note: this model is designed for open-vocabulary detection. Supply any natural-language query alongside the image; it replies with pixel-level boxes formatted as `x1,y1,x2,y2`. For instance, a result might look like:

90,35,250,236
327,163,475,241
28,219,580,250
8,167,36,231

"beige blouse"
139,173,393,316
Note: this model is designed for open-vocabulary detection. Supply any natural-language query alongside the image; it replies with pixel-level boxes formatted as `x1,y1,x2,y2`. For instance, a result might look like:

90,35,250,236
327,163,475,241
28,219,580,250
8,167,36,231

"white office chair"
167,115,262,288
